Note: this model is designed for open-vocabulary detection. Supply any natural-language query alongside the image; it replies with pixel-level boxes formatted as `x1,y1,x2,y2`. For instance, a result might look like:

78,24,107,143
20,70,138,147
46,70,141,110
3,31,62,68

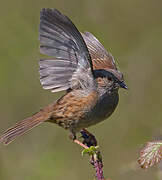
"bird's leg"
80,128,97,147
69,131,88,149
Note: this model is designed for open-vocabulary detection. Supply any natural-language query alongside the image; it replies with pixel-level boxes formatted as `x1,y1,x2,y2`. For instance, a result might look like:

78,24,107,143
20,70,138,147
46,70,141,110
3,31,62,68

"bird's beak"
119,81,128,90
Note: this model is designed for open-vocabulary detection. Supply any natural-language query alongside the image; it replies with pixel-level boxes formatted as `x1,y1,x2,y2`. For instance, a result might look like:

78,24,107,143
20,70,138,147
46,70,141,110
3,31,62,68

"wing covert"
82,31,117,71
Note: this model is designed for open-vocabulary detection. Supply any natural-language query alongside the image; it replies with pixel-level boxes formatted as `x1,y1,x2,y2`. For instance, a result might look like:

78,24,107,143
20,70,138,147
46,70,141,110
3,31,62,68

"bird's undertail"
0,107,52,145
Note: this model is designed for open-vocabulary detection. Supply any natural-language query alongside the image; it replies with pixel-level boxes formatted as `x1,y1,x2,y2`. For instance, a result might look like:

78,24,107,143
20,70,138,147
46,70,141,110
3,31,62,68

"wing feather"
39,9,94,93
82,31,117,70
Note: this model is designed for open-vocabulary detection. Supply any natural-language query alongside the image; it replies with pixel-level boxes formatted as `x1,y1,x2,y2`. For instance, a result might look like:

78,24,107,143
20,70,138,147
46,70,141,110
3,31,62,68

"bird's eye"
108,77,112,81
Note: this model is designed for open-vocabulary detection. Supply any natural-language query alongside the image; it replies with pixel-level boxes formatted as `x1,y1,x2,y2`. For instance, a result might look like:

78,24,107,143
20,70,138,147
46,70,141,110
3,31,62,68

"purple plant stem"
75,129,106,180
92,152,104,180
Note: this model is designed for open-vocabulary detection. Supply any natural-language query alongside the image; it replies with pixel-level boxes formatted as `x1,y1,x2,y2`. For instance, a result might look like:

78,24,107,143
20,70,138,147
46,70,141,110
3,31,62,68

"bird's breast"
93,91,119,121
72,90,119,131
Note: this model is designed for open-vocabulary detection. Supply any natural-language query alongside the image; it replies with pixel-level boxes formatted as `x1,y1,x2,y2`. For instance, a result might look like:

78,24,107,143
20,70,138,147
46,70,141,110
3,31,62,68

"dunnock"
0,8,127,145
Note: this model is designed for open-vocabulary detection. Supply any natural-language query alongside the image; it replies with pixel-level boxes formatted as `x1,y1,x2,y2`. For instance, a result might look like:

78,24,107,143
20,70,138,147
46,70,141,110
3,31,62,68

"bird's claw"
80,129,97,147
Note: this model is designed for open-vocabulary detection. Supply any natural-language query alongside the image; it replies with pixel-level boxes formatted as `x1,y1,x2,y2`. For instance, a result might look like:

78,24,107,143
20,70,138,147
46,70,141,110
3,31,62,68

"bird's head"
107,69,128,90
94,69,128,92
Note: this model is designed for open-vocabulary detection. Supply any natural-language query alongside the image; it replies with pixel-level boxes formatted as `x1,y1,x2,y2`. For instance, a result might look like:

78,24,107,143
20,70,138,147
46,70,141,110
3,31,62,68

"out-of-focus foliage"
0,0,162,180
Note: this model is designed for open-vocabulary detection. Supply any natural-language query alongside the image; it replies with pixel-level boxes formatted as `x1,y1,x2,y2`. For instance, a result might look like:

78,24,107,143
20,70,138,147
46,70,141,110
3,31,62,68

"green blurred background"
0,0,162,179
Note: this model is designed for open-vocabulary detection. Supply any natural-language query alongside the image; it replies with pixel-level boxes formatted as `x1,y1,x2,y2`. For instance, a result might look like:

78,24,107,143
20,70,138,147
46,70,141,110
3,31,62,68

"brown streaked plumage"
50,90,98,131
0,8,127,145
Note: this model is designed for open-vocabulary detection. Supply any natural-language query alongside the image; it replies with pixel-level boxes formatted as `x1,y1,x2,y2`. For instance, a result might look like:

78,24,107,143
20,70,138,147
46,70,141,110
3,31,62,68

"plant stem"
73,129,105,180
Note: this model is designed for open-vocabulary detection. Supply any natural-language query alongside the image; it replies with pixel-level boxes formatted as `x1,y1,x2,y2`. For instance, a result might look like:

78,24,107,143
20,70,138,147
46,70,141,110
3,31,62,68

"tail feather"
0,110,51,145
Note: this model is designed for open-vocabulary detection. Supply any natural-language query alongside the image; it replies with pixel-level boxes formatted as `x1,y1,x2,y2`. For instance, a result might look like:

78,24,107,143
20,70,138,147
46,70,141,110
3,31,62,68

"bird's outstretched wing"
82,31,117,71
39,9,94,93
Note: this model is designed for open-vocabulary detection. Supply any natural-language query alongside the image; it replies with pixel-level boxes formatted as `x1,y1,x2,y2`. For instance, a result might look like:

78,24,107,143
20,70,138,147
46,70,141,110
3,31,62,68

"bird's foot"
69,129,97,149
69,132,88,149
80,128,97,147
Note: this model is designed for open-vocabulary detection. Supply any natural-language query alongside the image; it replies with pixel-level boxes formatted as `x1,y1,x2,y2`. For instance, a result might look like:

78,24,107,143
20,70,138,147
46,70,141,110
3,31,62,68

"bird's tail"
0,105,53,145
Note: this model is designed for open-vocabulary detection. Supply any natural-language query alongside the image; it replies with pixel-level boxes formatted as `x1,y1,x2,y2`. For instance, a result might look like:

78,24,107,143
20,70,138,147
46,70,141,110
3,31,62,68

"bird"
0,8,127,145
